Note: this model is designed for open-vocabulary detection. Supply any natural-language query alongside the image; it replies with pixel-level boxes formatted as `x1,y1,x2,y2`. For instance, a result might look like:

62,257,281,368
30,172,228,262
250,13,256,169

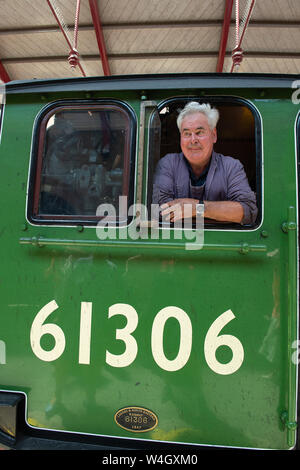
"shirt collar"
183,154,212,185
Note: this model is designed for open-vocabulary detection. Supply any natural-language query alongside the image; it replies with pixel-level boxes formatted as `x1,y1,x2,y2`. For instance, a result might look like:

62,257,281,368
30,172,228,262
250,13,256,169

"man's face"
180,112,217,170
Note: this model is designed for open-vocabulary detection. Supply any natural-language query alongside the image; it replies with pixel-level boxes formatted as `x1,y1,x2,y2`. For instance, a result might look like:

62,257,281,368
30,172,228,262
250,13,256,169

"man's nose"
191,132,199,143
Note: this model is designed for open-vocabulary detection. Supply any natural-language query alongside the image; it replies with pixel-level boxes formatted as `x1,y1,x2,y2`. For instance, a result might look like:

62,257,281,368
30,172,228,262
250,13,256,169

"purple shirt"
152,151,258,225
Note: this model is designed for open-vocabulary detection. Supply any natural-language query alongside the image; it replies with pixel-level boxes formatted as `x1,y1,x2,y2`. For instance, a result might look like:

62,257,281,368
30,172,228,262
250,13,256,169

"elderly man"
152,101,257,225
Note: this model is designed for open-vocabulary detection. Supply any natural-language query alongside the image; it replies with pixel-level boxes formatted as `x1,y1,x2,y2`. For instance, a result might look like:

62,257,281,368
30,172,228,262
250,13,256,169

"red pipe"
216,0,234,73
0,59,10,83
88,0,111,76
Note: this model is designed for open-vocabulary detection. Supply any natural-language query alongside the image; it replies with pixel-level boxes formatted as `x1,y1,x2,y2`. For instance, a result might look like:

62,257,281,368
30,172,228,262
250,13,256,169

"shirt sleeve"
152,155,176,205
226,158,258,225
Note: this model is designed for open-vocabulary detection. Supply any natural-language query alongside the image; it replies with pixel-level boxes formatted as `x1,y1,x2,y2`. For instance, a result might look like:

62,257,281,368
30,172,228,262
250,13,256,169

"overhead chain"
68,0,81,69
231,0,256,72
47,0,86,76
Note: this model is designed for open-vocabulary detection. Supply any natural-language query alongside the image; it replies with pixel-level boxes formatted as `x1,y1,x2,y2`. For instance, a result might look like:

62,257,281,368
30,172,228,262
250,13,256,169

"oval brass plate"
114,406,158,433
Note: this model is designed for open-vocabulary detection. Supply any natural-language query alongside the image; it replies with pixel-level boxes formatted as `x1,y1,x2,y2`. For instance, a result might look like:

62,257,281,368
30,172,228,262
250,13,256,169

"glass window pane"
31,103,134,224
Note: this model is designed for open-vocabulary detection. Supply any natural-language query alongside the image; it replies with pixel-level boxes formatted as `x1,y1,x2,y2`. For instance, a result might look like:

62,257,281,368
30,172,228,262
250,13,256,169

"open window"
28,101,136,226
147,97,261,229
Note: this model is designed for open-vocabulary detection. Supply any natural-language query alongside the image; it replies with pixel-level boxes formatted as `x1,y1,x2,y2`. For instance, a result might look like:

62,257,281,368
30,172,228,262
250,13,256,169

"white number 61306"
30,301,244,375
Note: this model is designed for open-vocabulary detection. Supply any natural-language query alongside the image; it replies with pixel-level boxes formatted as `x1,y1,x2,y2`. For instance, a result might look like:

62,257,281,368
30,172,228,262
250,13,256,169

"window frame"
147,95,262,231
0,86,5,145
27,99,137,226
297,111,300,228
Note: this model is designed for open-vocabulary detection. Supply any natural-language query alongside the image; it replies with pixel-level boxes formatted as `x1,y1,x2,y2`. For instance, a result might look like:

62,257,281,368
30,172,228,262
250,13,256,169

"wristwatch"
196,200,204,217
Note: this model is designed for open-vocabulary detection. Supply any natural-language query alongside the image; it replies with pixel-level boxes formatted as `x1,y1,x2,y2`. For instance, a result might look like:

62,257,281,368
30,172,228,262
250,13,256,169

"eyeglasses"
181,129,209,139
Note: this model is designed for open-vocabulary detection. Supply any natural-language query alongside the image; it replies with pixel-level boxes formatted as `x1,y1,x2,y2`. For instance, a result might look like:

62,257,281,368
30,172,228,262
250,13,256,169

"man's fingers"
160,199,197,221
160,201,177,210
161,204,182,222
161,203,180,216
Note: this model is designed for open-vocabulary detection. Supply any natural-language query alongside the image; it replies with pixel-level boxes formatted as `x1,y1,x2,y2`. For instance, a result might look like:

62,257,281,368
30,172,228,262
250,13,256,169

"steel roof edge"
3,72,300,94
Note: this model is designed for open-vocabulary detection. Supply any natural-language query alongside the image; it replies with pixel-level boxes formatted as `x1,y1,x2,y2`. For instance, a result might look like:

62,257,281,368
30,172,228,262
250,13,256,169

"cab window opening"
148,98,261,229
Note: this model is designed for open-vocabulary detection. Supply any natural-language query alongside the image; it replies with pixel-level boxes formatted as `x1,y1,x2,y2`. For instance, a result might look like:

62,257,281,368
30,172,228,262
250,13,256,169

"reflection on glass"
39,107,128,217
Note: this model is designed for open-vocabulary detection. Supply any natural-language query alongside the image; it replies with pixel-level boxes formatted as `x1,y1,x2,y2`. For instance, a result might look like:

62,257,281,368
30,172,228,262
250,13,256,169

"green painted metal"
0,76,299,450
281,206,298,446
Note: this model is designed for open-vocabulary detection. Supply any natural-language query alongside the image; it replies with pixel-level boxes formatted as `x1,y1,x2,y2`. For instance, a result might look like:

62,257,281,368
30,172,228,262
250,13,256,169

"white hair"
177,101,219,131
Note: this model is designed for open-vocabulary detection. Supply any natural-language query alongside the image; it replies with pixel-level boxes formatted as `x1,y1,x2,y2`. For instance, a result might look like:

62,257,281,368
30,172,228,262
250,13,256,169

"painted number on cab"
30,301,244,375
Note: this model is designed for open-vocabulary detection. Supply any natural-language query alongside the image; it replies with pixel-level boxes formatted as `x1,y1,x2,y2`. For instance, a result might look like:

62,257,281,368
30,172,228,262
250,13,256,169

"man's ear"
212,128,217,143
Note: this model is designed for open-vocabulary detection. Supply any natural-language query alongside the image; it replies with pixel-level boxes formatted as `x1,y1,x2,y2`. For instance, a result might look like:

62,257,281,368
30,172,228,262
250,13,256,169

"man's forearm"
203,200,244,223
160,198,244,224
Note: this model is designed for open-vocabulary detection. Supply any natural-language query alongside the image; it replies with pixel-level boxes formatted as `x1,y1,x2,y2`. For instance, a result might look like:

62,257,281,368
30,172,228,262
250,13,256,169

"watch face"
196,204,204,216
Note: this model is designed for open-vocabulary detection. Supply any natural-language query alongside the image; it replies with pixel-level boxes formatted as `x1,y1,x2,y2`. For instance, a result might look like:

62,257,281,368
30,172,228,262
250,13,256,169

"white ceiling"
0,0,299,82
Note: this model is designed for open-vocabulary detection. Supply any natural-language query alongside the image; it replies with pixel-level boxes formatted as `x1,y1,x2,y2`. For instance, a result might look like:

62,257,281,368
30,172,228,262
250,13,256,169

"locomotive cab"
0,73,299,451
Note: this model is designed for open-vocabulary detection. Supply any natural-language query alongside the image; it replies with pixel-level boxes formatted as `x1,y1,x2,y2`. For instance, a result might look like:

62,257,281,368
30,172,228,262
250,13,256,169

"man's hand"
160,198,199,222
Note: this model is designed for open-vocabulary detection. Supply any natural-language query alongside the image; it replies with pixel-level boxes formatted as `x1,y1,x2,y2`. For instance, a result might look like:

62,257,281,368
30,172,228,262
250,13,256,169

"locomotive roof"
4,72,300,95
